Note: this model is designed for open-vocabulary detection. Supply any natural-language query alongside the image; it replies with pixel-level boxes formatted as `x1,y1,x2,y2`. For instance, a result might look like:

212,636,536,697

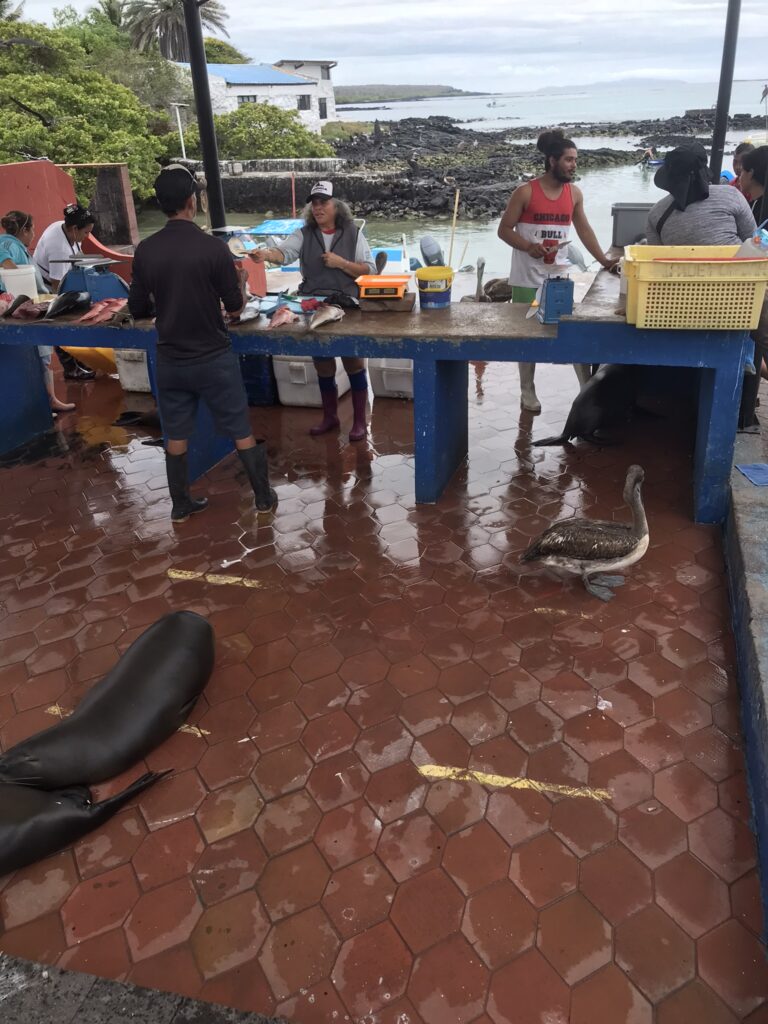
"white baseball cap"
308,180,333,202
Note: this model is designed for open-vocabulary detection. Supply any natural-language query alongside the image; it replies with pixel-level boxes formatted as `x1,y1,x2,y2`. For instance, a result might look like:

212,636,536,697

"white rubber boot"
518,362,541,413
574,363,592,387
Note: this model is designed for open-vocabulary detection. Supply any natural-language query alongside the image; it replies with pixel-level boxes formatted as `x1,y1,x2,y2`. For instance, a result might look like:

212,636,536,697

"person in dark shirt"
128,165,276,522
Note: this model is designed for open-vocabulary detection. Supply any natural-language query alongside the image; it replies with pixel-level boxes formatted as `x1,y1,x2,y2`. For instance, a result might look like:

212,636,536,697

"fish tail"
93,769,171,819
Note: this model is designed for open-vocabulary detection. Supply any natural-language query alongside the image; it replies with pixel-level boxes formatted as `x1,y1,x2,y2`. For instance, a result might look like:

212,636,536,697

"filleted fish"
308,303,345,329
269,305,301,329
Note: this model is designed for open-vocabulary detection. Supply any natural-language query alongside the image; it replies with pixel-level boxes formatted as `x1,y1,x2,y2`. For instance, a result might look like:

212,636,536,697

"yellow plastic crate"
623,245,768,329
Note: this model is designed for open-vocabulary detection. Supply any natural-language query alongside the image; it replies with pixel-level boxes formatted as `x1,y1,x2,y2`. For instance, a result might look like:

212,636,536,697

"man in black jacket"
128,165,276,522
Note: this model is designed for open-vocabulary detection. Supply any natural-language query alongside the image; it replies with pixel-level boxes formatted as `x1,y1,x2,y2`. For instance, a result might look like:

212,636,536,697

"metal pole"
182,0,226,229
709,0,741,180
172,104,187,161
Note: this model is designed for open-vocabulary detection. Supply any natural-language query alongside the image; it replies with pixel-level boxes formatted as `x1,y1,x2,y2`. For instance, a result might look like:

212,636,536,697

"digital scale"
355,275,411,300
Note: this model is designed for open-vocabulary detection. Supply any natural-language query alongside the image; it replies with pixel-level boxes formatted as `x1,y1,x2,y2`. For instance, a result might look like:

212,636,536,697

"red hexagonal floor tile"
615,905,695,1003
391,867,464,954
190,890,270,980
443,820,510,895
314,798,383,870
570,964,652,1024
257,842,330,922
698,919,768,1017
378,811,446,882
537,892,611,984
487,947,570,1024
365,760,428,824
124,877,203,963
509,831,577,908
322,855,395,939
408,934,488,1024
258,905,339,1001
580,843,652,925
563,709,624,762
462,878,537,969
331,920,412,1019
688,808,757,883
654,851,730,938
191,830,267,906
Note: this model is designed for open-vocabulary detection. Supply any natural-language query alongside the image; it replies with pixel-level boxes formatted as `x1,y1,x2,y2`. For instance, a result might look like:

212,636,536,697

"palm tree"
92,0,126,27
0,0,25,21
125,0,228,61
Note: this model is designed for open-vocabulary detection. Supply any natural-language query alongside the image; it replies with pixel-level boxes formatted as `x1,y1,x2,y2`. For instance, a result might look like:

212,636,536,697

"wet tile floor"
0,361,767,1024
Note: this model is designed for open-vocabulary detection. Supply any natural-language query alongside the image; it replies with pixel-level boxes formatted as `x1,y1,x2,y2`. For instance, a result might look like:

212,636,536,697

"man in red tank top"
498,129,619,413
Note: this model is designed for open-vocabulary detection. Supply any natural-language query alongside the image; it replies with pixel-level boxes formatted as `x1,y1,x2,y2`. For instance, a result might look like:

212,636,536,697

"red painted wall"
0,160,76,248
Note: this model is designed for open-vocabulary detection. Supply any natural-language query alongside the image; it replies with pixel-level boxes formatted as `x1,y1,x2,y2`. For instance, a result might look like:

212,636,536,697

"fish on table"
78,299,127,325
308,303,345,329
268,305,301,329
9,298,48,319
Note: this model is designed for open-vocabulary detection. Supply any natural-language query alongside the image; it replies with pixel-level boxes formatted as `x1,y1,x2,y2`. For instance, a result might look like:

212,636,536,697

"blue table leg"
0,346,52,455
413,359,468,503
145,348,234,484
694,335,753,523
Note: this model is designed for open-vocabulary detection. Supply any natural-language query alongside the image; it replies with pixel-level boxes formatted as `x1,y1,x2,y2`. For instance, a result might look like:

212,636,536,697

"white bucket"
2,266,38,301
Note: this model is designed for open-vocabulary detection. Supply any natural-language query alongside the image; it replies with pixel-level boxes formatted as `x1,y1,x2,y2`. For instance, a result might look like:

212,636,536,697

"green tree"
0,20,163,196
125,0,228,61
0,0,25,21
164,102,334,161
55,6,193,127
203,35,247,63
91,0,125,27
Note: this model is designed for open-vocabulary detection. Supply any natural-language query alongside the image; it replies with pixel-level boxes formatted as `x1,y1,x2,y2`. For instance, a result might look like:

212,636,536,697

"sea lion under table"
533,364,640,446
0,610,214,789
0,771,167,876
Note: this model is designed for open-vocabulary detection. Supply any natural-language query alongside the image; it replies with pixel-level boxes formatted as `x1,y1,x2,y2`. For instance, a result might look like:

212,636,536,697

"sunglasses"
311,195,331,204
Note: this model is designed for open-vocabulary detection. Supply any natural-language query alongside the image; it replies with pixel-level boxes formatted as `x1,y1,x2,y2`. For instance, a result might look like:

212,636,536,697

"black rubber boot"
55,346,96,381
165,452,208,522
238,441,278,513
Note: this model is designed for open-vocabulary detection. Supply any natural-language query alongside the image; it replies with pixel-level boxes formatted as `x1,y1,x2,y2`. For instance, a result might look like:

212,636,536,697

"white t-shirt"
33,221,82,286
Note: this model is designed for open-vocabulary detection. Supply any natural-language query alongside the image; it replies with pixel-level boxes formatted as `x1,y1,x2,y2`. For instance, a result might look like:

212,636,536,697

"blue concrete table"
0,275,752,523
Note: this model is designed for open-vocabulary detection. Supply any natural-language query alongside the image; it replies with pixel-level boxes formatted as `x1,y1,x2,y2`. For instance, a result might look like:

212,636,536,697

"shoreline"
216,110,766,221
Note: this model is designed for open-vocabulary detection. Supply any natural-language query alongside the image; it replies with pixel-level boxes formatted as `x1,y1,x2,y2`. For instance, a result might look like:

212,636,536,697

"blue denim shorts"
156,349,251,441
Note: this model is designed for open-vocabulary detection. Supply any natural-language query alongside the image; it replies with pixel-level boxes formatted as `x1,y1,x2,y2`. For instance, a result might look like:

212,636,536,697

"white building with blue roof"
179,61,338,133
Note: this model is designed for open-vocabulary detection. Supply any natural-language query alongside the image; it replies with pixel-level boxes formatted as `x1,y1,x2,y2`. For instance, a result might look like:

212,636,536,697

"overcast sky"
23,0,767,91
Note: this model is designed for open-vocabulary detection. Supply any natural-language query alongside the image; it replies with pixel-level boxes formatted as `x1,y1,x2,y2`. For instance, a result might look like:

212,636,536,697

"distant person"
0,210,75,415
250,181,376,441
639,146,658,166
128,165,277,522
732,141,755,195
645,143,756,245
738,145,767,223
497,129,619,413
33,203,98,382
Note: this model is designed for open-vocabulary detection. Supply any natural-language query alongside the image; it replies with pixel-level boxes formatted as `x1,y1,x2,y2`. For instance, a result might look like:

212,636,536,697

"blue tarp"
247,220,305,236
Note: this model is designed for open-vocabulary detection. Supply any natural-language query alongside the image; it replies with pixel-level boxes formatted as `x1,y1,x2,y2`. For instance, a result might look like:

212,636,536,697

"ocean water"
337,79,768,132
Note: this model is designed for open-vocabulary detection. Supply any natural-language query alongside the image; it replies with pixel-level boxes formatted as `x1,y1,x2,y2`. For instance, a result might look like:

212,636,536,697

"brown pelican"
520,465,648,601
460,258,489,303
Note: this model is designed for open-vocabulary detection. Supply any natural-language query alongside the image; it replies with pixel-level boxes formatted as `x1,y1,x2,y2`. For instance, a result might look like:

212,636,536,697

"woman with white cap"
251,181,376,441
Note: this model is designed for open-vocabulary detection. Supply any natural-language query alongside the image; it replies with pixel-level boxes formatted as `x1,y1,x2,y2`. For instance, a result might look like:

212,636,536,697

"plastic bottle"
735,228,768,259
